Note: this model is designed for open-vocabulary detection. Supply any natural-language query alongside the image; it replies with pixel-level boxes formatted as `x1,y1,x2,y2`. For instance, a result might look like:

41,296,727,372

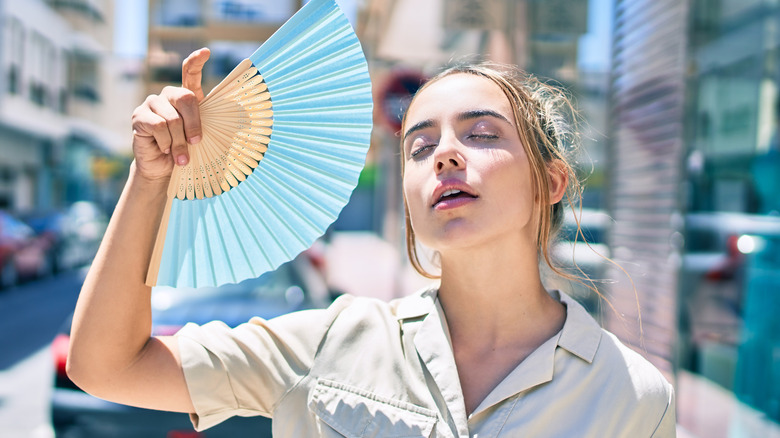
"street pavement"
0,268,85,438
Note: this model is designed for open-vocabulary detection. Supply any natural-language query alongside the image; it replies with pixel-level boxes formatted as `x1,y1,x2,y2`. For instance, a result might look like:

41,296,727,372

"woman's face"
402,73,537,253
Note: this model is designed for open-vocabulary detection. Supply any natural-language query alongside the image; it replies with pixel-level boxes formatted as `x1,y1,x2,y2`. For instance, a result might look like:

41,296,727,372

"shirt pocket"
308,378,437,438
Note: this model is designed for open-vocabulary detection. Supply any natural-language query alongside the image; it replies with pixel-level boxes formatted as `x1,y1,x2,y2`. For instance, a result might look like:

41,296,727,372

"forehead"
405,73,513,124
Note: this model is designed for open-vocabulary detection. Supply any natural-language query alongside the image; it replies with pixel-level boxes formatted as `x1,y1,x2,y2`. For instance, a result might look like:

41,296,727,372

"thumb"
182,48,211,101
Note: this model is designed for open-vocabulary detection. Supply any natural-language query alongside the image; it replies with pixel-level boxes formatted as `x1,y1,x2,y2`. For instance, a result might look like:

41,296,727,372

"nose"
434,136,463,173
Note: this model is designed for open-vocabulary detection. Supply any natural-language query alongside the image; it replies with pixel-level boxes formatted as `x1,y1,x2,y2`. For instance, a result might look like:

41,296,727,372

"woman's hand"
131,48,211,181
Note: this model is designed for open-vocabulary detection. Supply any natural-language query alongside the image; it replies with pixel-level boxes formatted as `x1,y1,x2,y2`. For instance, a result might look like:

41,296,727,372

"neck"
436,236,563,348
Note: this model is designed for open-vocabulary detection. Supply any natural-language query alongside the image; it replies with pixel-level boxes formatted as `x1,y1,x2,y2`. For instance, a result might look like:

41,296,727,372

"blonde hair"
401,63,584,283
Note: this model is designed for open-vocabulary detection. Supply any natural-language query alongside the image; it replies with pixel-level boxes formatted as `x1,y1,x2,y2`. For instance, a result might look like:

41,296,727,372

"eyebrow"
403,119,435,141
403,109,512,141
458,109,512,125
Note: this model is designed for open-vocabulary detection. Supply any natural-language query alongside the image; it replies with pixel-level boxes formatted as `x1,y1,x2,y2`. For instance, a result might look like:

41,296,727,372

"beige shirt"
177,288,676,437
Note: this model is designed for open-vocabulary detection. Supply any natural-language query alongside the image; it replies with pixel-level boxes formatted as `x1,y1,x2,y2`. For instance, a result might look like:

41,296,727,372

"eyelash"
468,133,498,140
410,144,435,158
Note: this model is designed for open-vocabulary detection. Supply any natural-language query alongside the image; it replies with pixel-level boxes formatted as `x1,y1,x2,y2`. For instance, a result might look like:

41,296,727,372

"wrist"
129,160,171,192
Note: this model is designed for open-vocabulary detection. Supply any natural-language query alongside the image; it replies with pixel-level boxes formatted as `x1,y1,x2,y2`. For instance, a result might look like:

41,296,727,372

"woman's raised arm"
66,49,210,412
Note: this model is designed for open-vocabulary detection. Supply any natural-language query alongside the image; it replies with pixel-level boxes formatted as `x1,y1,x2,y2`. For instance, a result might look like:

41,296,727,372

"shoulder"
596,330,673,398
591,330,676,435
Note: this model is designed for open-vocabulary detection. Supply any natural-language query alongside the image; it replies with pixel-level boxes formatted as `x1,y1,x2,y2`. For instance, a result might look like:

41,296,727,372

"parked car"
21,202,108,274
51,249,335,438
548,208,612,315
678,212,780,388
0,210,56,288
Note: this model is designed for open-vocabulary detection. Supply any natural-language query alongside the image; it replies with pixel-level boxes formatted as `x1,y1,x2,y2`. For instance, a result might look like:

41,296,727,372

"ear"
547,159,569,205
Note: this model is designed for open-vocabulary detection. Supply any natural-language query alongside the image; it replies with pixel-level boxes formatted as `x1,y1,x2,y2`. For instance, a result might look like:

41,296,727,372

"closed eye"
467,134,499,140
410,144,436,158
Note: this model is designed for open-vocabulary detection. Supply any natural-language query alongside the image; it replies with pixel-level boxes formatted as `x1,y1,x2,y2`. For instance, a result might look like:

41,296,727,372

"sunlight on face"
402,73,537,253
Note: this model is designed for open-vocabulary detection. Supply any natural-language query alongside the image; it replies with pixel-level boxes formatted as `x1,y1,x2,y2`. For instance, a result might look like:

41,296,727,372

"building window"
153,0,203,26
69,53,100,103
209,0,294,24
28,31,56,107
5,17,25,95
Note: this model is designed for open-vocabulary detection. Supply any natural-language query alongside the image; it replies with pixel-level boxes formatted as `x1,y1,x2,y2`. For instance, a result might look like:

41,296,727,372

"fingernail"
177,155,188,166
164,148,171,154
189,135,201,144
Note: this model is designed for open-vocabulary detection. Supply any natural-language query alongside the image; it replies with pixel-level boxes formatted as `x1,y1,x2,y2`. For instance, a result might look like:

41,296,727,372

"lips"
431,181,478,208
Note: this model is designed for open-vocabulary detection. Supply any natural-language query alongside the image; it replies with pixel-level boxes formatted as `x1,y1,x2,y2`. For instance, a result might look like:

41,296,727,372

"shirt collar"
554,290,603,363
392,284,439,320
392,287,603,364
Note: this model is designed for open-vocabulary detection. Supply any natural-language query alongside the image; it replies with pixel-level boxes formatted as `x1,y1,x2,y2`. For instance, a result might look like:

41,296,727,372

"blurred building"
145,0,304,96
607,0,780,435
0,0,129,213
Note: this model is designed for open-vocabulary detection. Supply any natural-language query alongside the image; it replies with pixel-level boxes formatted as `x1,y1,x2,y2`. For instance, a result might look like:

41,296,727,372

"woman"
67,48,676,437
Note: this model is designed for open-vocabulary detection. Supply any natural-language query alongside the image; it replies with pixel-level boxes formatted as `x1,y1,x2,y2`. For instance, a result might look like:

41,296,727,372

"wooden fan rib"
190,142,210,199
176,141,207,200
229,141,265,161
202,60,257,103
200,85,269,115
202,79,260,114
203,123,270,163
203,114,273,129
203,122,272,149
197,134,240,193
145,195,174,286
205,119,272,149
241,91,272,106
197,134,232,194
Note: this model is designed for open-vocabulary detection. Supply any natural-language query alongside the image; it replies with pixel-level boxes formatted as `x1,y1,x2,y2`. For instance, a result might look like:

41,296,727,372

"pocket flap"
309,379,437,438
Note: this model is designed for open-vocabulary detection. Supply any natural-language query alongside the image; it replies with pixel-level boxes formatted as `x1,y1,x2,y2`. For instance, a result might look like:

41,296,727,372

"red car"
0,210,54,288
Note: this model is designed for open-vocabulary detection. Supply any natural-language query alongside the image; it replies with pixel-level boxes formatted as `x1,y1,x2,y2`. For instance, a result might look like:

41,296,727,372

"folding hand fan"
145,0,373,288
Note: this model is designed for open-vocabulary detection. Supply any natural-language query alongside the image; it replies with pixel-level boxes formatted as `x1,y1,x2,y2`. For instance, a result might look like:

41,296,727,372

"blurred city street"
0,269,85,438
0,0,779,436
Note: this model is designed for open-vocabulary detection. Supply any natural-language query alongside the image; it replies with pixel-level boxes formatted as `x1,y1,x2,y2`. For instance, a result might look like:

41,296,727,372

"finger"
182,48,211,101
168,89,202,146
132,98,172,154
148,92,189,166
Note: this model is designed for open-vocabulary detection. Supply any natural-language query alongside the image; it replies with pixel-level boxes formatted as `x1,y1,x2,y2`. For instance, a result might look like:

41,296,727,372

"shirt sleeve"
175,294,355,431
651,384,677,438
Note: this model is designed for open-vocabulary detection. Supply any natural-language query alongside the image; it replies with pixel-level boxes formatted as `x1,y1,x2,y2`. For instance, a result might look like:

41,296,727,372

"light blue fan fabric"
156,0,373,288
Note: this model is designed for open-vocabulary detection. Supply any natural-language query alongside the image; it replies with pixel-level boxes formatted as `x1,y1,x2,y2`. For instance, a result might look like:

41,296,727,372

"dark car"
51,250,335,438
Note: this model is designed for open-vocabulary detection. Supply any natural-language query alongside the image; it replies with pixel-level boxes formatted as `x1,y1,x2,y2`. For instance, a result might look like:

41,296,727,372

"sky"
114,0,613,70
113,0,148,58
